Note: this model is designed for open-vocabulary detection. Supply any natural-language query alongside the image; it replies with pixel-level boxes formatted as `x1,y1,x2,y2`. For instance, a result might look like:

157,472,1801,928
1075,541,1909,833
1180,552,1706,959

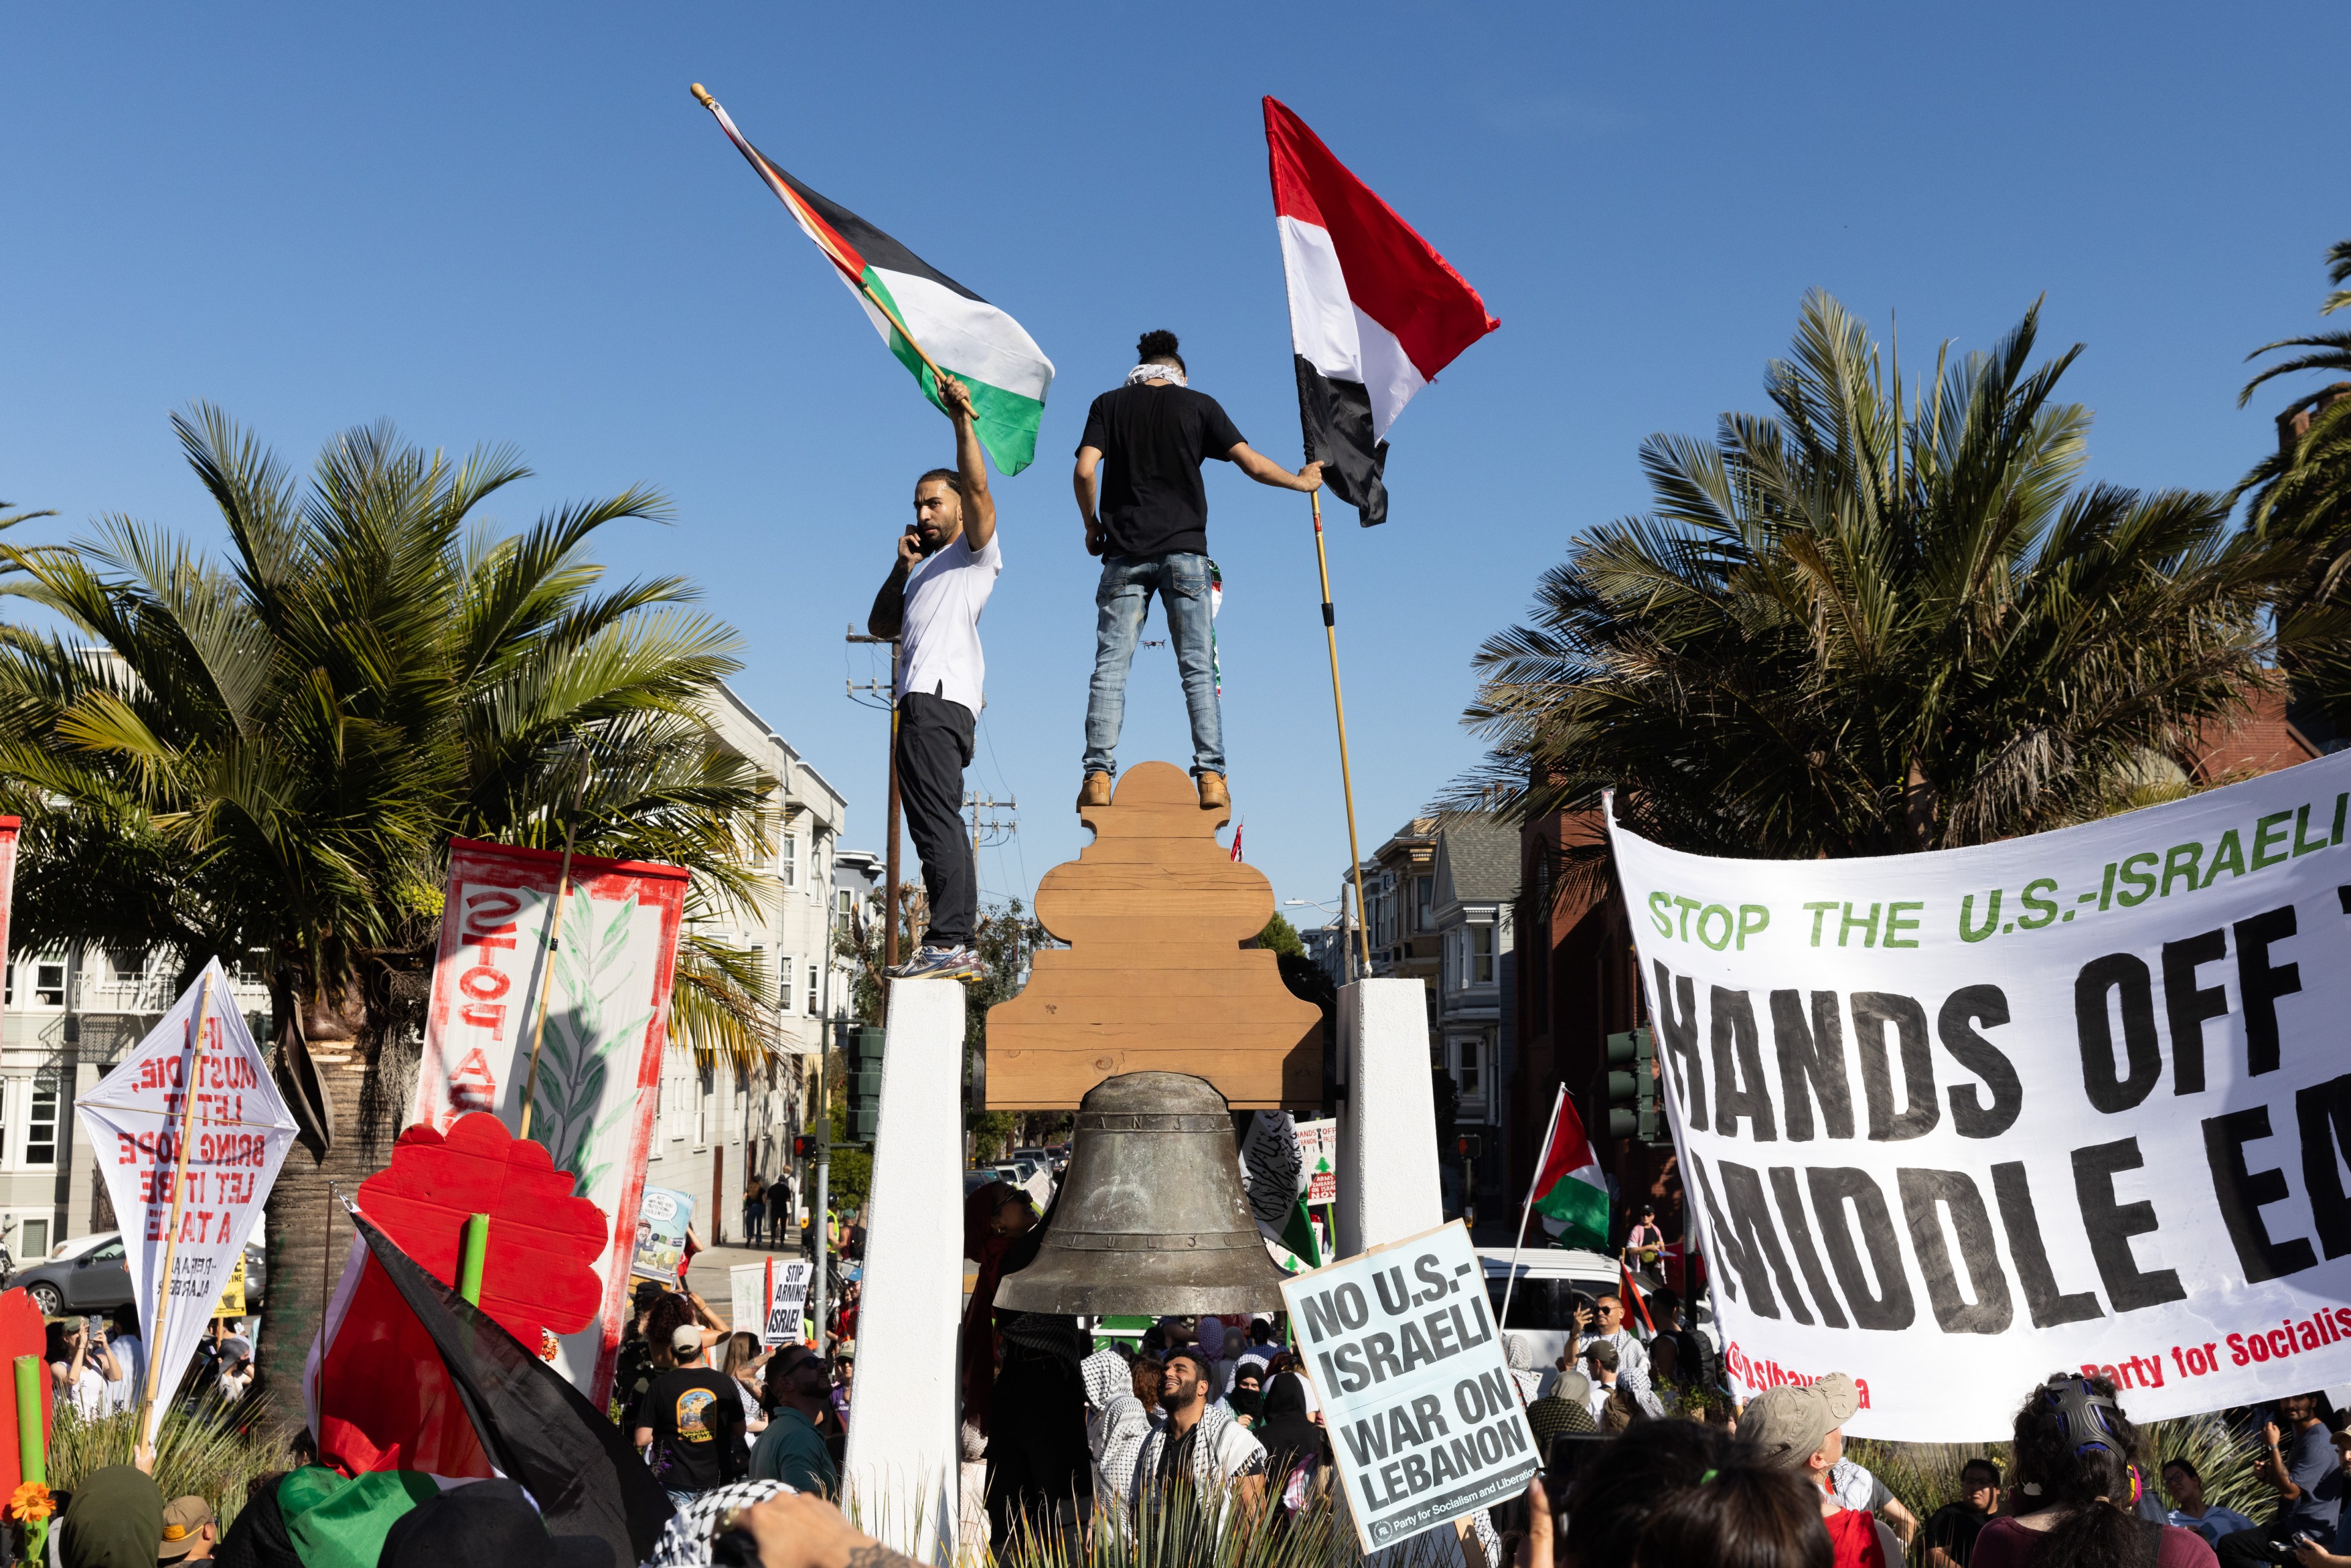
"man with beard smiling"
1133,1346,1266,1515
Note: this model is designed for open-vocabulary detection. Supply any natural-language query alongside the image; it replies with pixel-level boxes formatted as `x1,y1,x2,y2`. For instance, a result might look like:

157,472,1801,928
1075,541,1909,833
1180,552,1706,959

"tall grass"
45,1403,294,1527
981,1484,1483,1568
1847,1414,2269,1534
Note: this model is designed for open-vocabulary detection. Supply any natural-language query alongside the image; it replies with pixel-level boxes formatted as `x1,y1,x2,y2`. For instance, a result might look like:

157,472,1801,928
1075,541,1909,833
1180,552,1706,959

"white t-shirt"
896,530,1002,715
52,1362,106,1419
103,1335,144,1414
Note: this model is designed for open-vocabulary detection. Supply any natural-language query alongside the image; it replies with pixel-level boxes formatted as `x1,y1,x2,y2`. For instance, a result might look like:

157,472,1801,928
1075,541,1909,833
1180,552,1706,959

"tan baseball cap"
158,1496,216,1559
670,1324,703,1355
1741,1373,1860,1467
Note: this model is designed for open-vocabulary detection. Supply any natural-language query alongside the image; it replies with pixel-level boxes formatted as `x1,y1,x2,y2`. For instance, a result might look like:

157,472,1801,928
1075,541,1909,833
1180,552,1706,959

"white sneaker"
891,945,981,981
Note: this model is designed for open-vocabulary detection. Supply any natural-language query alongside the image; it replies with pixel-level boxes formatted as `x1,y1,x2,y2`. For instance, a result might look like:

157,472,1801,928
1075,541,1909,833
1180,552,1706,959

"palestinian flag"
1264,97,1498,527
350,1210,674,1565
696,89,1055,474
1529,1085,1610,1251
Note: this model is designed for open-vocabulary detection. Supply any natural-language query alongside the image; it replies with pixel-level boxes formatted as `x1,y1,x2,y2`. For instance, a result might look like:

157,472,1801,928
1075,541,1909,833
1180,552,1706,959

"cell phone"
85,1316,103,1340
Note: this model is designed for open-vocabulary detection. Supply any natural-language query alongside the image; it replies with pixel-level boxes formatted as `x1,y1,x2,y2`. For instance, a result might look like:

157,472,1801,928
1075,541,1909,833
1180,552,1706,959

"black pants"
895,691,976,948
2216,1529,2295,1567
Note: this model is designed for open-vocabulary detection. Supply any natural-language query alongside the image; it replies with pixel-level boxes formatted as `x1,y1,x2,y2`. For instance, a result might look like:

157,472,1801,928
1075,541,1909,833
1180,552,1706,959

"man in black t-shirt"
1072,329,1322,811
633,1324,749,1503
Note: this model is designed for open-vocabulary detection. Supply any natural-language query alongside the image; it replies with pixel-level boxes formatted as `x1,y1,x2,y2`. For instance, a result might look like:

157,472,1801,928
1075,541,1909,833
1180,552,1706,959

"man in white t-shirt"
866,375,1000,981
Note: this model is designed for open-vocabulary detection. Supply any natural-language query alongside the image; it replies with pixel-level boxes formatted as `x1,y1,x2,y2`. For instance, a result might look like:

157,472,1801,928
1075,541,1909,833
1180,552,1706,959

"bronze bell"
992,1071,1291,1316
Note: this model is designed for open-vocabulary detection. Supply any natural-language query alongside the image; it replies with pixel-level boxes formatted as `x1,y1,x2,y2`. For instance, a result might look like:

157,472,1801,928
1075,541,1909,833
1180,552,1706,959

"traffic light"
791,1135,814,1160
839,1022,885,1143
1597,1027,1662,1144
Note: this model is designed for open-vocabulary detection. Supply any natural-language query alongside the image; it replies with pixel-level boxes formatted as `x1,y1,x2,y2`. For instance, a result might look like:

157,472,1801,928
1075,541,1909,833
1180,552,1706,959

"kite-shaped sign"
75,959,299,1444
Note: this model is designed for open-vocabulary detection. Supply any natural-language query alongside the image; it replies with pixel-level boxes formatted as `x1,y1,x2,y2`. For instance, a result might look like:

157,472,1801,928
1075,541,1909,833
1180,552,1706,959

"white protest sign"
1609,754,2351,1441
74,960,298,1444
1281,1220,1536,1551
1299,1117,1338,1205
729,1258,813,1346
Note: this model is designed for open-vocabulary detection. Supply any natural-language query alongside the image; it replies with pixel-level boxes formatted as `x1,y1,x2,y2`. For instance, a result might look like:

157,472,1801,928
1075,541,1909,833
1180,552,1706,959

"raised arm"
1229,442,1324,494
1074,446,1106,555
940,377,996,552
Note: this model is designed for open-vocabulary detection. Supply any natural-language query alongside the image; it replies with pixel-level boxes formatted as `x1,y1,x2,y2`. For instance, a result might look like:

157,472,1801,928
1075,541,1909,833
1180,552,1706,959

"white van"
1475,1247,1717,1376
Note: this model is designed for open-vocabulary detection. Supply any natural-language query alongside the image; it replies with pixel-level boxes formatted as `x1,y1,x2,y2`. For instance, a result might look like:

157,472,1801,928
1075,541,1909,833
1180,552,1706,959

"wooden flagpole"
689,84,950,388
135,967,215,1442
517,794,583,1144
1308,489,1374,973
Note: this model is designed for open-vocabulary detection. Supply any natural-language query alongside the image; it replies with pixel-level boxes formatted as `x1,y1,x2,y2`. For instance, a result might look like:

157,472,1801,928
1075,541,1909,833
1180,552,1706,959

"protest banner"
1241,1111,1324,1267
633,1187,694,1281
1609,753,2351,1440
411,838,689,1398
74,959,297,1445
1281,1219,1536,1551
729,1258,812,1345
0,816,18,988
1299,1117,1338,1204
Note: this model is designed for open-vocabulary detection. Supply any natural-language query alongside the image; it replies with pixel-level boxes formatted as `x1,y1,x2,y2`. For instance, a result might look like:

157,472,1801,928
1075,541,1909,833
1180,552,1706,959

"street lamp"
1284,897,1358,984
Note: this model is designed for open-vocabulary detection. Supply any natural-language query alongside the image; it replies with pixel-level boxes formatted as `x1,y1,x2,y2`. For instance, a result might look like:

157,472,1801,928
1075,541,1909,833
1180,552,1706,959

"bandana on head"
1125,364,1187,386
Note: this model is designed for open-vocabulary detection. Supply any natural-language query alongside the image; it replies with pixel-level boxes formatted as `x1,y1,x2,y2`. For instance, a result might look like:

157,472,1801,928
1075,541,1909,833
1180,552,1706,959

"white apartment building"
658,682,860,1244
0,951,273,1259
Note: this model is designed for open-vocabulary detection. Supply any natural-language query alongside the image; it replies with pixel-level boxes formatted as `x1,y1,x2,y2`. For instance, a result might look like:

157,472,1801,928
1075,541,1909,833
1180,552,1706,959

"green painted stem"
458,1214,489,1305
12,1354,39,1486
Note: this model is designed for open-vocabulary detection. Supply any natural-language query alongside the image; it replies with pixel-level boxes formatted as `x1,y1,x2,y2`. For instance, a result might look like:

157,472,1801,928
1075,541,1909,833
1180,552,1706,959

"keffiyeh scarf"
1124,364,1187,386
648,1480,793,1568
1504,1334,1545,1406
1136,1400,1239,1496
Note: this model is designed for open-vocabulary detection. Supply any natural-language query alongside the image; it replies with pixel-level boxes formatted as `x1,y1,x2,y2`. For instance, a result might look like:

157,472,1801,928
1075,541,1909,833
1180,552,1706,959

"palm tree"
1449,291,2277,879
2238,240,2351,718
0,405,779,1424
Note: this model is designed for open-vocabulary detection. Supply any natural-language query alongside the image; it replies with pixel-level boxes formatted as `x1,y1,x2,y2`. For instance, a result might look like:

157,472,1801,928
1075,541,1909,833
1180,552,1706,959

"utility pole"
812,1049,829,1351
844,629,902,1010
964,791,1018,868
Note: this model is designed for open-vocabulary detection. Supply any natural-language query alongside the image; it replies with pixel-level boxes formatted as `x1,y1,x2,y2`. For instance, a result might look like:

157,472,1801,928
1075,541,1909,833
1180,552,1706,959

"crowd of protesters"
22,1170,2342,1568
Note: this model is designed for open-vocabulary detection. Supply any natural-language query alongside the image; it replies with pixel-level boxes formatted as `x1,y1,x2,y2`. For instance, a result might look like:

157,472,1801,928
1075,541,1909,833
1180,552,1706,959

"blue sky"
6,2,2347,923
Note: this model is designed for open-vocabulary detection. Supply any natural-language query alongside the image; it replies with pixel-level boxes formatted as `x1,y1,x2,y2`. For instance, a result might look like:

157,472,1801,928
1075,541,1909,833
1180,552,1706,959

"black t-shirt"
1920,1504,1990,1565
1078,384,1247,558
644,1367,748,1492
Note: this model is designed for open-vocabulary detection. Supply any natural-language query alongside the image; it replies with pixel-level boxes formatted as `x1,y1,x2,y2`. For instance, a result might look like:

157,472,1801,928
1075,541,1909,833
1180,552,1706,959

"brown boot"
1196,773,1230,811
1076,771,1113,809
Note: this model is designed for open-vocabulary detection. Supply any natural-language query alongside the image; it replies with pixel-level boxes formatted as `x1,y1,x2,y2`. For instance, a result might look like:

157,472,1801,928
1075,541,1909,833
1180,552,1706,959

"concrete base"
1334,978,1447,1258
839,979,963,1562
1336,981,1483,1567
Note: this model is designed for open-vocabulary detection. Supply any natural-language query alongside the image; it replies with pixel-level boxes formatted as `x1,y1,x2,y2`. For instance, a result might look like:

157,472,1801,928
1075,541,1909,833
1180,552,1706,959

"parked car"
15,1235,130,1317
1475,1247,1717,1376
13,1232,267,1319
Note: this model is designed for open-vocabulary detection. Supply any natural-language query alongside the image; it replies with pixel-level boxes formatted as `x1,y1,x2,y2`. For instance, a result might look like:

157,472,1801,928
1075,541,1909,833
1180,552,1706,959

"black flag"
1295,358,1390,527
349,1210,673,1563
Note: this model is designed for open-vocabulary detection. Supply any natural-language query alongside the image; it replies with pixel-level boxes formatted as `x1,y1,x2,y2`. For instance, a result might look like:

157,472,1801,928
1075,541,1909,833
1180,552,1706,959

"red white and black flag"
1264,97,1498,526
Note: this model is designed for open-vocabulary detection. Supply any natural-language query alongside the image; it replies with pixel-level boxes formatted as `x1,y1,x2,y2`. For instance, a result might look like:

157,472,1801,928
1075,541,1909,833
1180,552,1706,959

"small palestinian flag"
696,89,1056,474
1264,98,1498,526
1529,1085,1610,1251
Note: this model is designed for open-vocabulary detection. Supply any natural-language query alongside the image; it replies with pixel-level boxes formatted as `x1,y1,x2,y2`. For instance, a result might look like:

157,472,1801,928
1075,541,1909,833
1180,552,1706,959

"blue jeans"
1083,552,1223,778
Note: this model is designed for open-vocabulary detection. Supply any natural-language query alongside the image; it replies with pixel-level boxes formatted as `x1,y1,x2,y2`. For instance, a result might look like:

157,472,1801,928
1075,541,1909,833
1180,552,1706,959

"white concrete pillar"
1334,978,1445,1259
839,979,962,1562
